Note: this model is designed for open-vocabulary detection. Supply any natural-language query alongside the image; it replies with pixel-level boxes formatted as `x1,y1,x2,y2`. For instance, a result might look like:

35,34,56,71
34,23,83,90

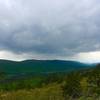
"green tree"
62,72,82,99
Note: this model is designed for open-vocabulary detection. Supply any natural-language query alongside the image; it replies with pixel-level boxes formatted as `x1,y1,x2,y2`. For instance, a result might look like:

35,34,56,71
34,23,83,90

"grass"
0,83,64,100
0,83,100,100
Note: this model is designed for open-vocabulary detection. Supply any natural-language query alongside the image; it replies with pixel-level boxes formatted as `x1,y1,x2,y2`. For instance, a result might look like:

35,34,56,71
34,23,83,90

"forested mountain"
0,59,92,74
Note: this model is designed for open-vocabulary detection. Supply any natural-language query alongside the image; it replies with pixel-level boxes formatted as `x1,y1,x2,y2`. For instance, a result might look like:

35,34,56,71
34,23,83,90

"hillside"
0,62,100,100
0,59,92,75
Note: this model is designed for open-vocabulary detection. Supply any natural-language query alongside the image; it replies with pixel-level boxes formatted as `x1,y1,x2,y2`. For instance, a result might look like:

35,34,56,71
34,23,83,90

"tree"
62,72,82,99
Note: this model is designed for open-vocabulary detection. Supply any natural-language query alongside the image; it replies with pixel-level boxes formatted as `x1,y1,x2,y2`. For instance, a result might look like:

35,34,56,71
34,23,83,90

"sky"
0,0,100,63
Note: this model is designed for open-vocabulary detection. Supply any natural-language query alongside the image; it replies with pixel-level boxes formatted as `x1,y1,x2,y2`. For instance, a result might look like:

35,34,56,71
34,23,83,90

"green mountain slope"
0,62,99,100
0,59,92,75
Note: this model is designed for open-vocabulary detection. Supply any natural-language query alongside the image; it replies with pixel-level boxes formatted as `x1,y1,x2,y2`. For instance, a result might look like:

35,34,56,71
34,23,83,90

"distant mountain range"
0,59,94,75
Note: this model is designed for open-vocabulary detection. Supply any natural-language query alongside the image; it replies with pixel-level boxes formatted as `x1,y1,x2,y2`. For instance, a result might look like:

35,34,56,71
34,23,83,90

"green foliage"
0,60,91,75
0,84,64,100
0,72,6,80
80,77,88,95
62,64,100,99
62,72,82,98
0,64,100,100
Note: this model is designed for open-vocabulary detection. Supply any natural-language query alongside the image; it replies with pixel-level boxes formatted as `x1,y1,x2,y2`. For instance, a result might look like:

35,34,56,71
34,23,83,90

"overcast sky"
0,0,100,63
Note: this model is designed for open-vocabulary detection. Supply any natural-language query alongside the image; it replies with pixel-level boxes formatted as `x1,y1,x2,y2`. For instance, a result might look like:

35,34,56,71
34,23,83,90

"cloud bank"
0,0,100,62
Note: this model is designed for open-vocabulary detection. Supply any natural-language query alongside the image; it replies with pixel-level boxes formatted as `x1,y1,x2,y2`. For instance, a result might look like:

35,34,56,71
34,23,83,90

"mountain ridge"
0,59,94,75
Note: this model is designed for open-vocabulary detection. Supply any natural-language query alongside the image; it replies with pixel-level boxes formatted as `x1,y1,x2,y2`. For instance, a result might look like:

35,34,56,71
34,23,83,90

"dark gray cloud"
0,0,100,60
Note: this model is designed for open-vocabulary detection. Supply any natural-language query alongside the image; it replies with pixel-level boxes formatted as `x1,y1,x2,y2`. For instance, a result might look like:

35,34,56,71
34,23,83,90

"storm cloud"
0,0,100,62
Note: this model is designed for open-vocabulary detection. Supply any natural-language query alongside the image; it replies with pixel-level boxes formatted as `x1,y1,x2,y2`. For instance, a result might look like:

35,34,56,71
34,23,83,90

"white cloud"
69,51,100,63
